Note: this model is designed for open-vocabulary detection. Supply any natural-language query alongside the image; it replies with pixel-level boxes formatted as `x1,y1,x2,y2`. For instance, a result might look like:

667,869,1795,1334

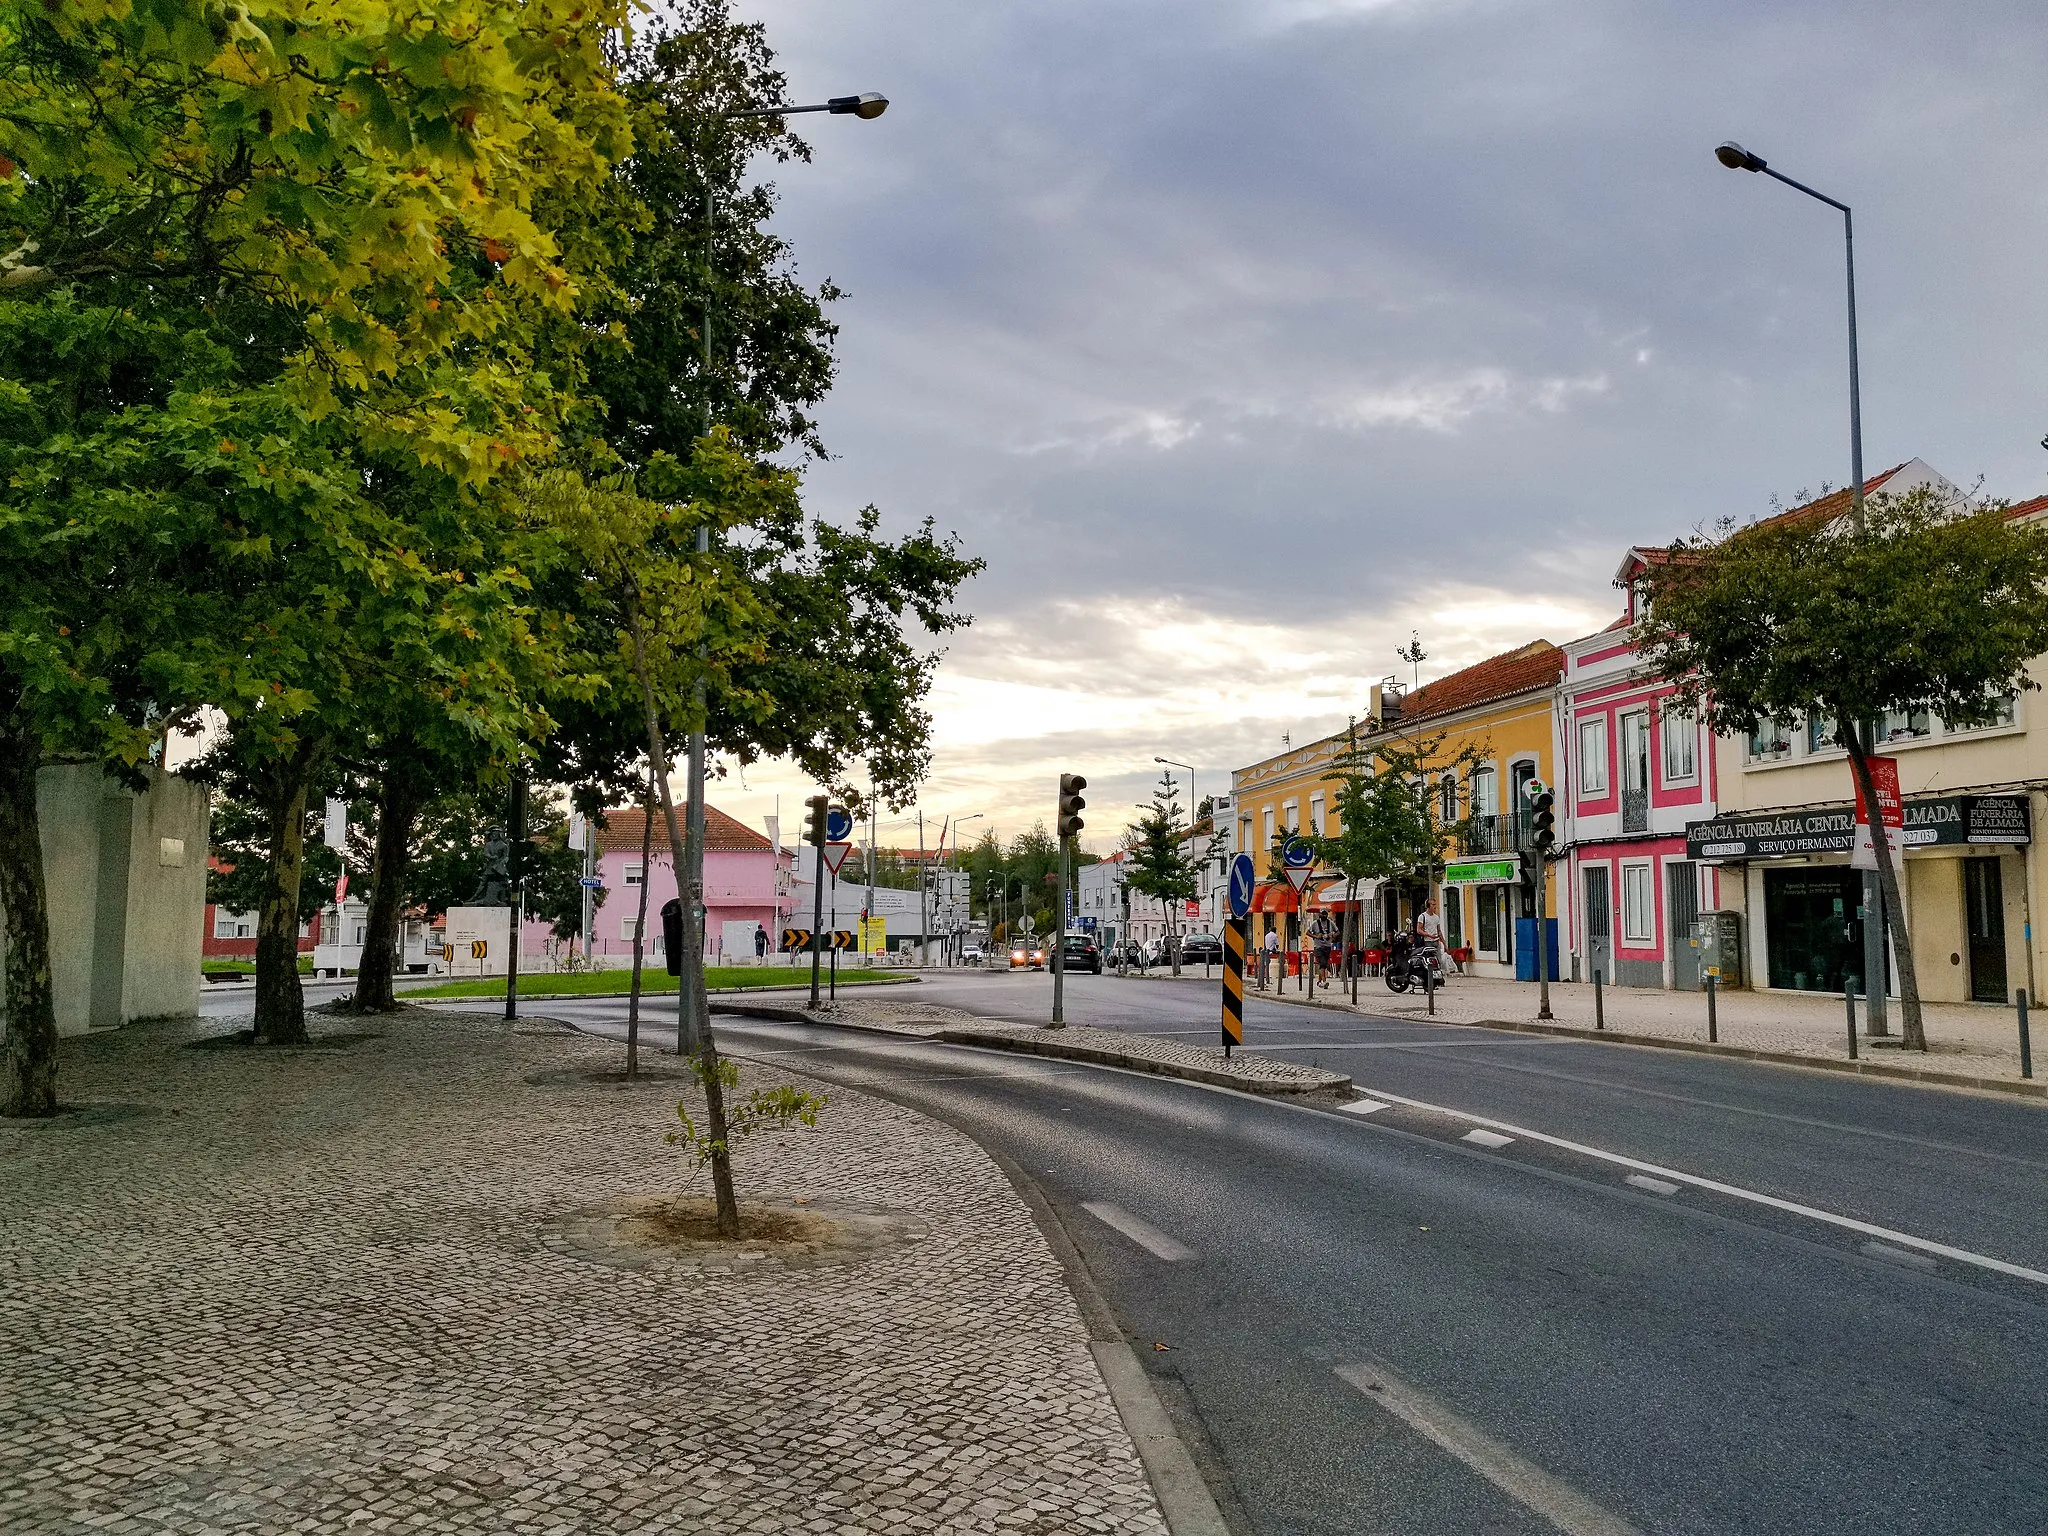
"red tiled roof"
1748,462,1912,533
2006,495,2048,521
594,805,769,853
1395,640,1563,724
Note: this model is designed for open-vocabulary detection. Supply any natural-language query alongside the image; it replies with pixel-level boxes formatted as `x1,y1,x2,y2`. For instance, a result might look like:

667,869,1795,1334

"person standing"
1415,897,1447,982
1262,925,1280,989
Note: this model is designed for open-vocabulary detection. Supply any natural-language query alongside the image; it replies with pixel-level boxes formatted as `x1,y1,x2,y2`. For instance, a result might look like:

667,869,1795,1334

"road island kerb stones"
714,997,1354,1098
0,1010,1170,1535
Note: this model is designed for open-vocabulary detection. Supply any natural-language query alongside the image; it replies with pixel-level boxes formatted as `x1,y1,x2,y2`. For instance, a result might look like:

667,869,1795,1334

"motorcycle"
1383,930,1448,994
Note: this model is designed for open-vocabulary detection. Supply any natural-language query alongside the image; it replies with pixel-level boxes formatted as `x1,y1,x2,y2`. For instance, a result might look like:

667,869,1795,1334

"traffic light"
1530,786,1556,854
1057,773,1087,839
806,793,828,847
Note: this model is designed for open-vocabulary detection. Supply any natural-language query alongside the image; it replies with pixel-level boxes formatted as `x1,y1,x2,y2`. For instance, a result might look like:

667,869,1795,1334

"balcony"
1462,812,1533,856
1621,787,1649,834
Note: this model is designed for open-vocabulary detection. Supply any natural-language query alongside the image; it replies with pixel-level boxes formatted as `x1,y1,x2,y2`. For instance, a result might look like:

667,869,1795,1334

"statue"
468,825,512,906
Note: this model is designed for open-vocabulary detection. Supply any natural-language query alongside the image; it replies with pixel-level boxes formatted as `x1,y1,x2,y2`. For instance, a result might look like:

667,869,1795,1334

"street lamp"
1713,141,1866,531
949,812,985,964
1154,757,1196,821
673,91,888,1054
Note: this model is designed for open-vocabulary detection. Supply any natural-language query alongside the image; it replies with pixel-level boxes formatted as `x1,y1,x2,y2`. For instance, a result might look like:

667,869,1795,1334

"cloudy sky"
699,0,2048,855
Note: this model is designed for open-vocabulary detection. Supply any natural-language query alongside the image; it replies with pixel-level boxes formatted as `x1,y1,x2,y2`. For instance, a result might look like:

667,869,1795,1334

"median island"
407,967,903,1000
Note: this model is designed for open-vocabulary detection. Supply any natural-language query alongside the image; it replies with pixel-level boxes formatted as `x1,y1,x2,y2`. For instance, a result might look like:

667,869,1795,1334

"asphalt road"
512,970,2048,1535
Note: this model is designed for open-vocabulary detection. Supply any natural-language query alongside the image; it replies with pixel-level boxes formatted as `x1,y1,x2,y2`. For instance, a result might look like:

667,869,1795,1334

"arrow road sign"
822,841,854,876
781,928,812,953
825,806,853,843
578,876,603,888
829,929,858,951
1228,853,1256,919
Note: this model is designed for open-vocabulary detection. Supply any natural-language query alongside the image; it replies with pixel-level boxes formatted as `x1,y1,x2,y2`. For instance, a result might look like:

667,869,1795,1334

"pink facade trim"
1578,640,1634,667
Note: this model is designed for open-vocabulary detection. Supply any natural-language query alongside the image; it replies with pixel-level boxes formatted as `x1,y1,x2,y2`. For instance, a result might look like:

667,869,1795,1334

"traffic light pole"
807,795,828,1009
1051,834,1069,1027
1535,854,1553,1020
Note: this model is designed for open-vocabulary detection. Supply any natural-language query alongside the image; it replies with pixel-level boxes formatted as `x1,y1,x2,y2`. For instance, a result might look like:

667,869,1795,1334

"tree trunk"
351,771,423,1014
625,582,740,1236
0,744,58,1117
625,765,655,1078
1349,880,1361,1006
1845,726,1926,1050
254,747,321,1046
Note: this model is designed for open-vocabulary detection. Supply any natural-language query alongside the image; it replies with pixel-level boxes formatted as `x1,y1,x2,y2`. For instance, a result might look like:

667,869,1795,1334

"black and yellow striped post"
1222,917,1246,1057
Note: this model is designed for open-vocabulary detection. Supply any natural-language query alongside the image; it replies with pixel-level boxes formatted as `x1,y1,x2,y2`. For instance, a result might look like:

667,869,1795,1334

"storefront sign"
1687,794,2030,862
1444,858,1518,885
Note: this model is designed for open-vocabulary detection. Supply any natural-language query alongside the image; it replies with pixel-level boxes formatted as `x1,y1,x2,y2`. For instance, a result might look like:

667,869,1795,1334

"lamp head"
1715,141,1766,172
829,93,889,120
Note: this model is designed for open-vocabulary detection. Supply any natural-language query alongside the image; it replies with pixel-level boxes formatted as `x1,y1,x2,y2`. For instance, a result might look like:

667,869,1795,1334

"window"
1878,706,1931,743
1439,775,1457,823
1747,718,1792,760
1578,719,1609,795
213,909,255,940
1660,708,1696,783
1282,800,1299,834
1469,766,1496,817
1620,713,1650,794
1621,863,1655,943
1806,715,1841,754
1262,806,1275,849
1943,692,2019,733
1309,793,1325,834
623,861,644,887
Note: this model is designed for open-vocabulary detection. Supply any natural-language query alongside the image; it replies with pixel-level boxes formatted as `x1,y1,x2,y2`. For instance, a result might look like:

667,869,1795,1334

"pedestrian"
1415,897,1447,983
1262,925,1280,989
754,923,768,960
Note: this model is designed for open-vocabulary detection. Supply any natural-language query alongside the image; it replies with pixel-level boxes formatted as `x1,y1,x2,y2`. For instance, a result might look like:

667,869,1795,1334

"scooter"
1383,930,1448,994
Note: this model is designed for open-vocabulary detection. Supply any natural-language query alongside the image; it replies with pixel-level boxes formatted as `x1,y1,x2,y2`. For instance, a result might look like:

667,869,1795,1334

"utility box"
1693,910,1744,989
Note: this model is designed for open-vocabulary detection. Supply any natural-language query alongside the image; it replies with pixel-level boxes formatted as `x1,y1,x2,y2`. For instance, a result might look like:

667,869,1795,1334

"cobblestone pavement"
1247,969,2038,1082
764,999,1350,1094
0,1011,1169,1535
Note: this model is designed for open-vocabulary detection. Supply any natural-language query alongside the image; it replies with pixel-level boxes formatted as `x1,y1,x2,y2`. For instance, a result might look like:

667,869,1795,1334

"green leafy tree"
1636,484,2048,1050
1124,775,1199,974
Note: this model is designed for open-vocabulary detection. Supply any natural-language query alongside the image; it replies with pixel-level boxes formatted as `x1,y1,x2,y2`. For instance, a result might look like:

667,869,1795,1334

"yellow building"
1230,641,1564,979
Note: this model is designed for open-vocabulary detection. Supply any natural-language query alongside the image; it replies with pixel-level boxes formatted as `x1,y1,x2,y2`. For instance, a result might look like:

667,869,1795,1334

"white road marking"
1335,1361,1640,1536
1860,1241,1938,1272
1082,1202,1196,1262
1625,1175,1680,1197
1353,1088,2048,1287
1341,1098,1391,1116
1462,1129,1515,1150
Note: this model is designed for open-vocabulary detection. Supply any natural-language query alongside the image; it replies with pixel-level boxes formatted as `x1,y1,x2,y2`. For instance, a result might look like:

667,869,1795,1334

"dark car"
1058,934,1104,974
1178,933,1224,965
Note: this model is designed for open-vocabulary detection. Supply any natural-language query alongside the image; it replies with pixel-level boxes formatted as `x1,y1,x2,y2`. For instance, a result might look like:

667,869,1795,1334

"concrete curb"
709,1004,1351,1096
1241,986,2048,1102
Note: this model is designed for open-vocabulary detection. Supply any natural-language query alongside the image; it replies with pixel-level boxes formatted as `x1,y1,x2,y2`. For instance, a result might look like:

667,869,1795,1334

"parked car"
1058,933,1103,974
1108,940,1147,969
1178,933,1224,965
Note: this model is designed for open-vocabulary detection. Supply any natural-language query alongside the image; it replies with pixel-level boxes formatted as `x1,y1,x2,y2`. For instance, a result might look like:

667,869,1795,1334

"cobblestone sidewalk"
0,1011,1169,1535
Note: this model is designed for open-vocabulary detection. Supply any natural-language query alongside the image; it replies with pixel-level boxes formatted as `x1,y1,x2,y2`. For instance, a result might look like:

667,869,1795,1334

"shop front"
1686,794,2031,1001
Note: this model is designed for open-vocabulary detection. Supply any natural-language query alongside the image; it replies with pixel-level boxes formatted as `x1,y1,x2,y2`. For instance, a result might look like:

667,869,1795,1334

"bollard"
1426,958,1435,1017
1845,977,1858,1061
1594,969,1604,1030
1705,973,1717,1043
2021,989,2034,1080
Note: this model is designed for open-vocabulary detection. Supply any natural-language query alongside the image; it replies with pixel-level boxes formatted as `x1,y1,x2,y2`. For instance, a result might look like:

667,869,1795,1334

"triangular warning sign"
1283,865,1315,893
822,841,854,876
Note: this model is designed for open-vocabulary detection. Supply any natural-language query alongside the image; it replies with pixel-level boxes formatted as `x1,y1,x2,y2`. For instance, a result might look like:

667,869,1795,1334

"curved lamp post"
1713,141,1865,530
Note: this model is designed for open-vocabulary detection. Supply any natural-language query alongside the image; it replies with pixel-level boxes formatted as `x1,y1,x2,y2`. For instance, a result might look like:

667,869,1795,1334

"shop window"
1620,863,1654,943
1476,887,1500,955
1878,706,1931,744
1764,868,1868,993
1660,708,1697,784
1747,718,1793,761
1578,719,1608,795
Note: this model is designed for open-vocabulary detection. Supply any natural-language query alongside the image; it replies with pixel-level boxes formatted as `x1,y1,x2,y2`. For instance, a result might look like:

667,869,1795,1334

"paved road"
519,971,2048,1534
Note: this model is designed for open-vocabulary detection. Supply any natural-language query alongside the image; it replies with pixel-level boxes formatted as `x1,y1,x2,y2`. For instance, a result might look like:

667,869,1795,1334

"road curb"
1243,986,2048,1102
933,1028,1349,1096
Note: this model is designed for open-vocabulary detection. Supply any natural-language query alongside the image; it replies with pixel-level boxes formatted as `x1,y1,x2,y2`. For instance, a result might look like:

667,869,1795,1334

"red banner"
1852,755,1902,870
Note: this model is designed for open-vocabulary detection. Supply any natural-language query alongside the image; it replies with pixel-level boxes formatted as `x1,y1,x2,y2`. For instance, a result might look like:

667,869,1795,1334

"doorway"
1964,857,2008,1003
1584,866,1612,983
1667,861,1700,989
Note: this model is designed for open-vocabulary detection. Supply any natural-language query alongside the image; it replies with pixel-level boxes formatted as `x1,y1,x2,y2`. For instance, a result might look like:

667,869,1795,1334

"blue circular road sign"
825,806,854,842
1281,835,1313,869
1228,853,1256,919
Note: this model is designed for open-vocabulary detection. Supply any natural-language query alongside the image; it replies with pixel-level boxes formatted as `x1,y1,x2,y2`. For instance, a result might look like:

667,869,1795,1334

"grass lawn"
203,957,314,976
405,966,901,1000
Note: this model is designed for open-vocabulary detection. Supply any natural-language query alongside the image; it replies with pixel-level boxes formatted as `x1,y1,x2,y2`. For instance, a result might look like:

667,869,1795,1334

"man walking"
754,923,769,961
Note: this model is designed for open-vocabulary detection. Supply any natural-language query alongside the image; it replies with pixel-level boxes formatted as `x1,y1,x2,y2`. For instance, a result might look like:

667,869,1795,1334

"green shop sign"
1444,858,1518,886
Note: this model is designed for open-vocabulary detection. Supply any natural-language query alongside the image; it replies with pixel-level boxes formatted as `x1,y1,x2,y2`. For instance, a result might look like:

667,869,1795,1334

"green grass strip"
405,966,900,1000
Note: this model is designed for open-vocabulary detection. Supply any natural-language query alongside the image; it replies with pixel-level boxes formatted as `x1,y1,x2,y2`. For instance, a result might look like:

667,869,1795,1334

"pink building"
532,804,793,966
1561,556,1724,990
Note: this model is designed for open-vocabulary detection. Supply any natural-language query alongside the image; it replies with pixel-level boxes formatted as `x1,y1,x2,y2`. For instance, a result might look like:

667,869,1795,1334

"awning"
1309,876,1374,909
1250,882,1298,914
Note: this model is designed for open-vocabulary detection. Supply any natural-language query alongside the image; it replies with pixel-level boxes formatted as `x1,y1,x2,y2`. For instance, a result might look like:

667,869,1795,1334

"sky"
686,0,2048,855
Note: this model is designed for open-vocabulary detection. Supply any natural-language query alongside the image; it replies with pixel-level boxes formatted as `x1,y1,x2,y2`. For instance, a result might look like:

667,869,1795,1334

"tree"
1635,485,2048,1050
1309,720,1482,1003
1124,775,1199,974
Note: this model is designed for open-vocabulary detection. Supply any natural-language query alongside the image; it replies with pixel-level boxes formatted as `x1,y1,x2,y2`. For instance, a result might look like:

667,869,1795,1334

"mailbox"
1693,910,1744,989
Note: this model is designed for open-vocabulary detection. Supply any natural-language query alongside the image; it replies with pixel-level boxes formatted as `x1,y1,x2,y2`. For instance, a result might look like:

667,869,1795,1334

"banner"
1851,756,1903,871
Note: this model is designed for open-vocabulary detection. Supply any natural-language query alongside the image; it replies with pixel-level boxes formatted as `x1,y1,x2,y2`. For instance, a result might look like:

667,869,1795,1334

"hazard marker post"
1222,852,1255,1057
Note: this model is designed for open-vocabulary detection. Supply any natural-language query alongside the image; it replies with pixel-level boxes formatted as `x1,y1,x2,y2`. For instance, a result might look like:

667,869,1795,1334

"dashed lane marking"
1625,1175,1680,1196
1341,1098,1391,1116
1335,1361,1641,1536
1081,1202,1196,1262
1462,1129,1515,1150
